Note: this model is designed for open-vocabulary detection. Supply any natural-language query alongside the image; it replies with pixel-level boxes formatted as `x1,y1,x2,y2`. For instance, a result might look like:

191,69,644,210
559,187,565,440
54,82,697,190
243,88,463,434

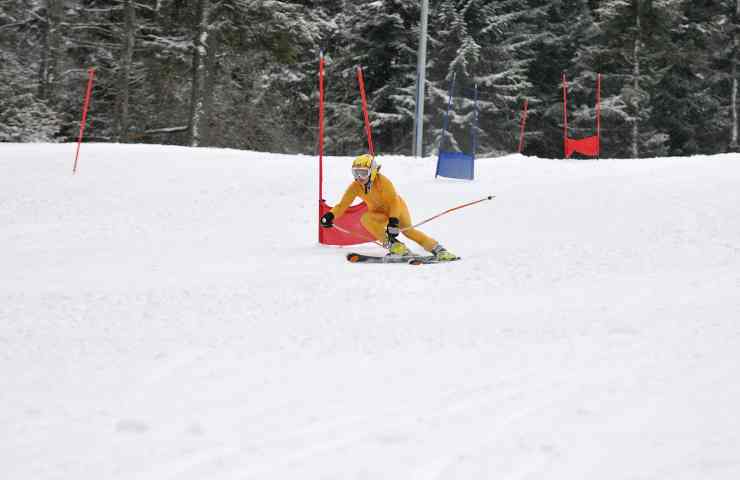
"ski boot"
432,244,458,261
387,240,411,257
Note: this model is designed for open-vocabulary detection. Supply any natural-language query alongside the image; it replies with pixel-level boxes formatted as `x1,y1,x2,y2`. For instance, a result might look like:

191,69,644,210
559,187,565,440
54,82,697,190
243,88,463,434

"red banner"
316,54,372,246
563,73,601,158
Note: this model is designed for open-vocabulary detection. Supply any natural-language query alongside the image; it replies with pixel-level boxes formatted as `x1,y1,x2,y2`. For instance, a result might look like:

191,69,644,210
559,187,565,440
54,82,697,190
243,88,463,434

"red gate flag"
317,53,372,246
563,73,601,158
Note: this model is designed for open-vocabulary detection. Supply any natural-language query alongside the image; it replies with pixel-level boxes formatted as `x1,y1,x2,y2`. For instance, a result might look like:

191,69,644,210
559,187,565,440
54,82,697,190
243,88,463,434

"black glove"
320,212,334,228
386,217,400,240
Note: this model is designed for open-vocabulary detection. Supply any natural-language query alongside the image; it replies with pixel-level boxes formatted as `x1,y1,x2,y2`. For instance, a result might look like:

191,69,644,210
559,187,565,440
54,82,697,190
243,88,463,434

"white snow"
2,143,740,479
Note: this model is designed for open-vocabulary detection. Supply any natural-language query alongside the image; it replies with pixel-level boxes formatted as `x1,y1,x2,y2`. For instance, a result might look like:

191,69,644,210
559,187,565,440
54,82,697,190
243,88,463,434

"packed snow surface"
2,143,740,479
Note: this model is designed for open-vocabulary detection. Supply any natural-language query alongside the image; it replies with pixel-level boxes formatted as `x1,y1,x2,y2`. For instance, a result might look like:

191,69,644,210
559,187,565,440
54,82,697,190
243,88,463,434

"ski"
346,252,461,265
408,256,461,265
346,252,424,264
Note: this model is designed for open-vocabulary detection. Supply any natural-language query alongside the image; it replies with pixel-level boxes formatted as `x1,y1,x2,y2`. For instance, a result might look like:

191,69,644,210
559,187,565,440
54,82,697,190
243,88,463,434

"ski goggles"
352,167,371,181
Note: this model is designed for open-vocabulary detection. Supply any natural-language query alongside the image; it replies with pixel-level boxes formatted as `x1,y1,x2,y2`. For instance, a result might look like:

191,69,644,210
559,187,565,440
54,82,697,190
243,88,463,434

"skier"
320,154,458,261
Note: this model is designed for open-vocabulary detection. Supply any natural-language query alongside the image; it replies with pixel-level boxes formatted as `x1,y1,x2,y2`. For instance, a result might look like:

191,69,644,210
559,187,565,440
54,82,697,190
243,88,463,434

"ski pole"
401,195,494,232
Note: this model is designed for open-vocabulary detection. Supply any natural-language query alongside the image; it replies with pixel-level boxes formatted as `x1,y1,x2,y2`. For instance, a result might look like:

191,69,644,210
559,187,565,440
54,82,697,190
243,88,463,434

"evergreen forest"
2,0,739,158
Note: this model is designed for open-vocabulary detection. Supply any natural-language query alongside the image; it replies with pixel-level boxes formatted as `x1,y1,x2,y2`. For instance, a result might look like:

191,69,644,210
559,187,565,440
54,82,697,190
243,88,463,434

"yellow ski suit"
330,173,438,252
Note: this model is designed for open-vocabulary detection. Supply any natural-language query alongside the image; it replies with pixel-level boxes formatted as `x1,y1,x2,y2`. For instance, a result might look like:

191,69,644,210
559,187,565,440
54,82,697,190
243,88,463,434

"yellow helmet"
351,154,379,183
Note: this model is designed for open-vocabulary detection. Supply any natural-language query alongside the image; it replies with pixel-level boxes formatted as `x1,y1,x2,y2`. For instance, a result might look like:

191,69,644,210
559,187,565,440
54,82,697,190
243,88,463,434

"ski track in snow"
1,144,740,479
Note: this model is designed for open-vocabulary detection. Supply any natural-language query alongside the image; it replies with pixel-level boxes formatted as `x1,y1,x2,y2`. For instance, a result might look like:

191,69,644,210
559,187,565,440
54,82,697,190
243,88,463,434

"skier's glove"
386,217,401,240
320,212,334,228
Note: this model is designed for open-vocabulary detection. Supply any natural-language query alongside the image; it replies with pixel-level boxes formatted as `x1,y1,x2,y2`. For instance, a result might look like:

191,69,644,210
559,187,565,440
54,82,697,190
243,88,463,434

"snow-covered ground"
2,143,739,480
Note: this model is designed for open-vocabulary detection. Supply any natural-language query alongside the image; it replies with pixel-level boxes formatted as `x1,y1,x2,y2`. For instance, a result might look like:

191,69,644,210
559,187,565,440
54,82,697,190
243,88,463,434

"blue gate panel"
436,150,474,180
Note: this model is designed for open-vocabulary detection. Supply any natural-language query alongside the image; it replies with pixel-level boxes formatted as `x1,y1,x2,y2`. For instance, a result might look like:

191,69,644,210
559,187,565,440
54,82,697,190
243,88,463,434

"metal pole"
412,0,429,157
472,83,479,157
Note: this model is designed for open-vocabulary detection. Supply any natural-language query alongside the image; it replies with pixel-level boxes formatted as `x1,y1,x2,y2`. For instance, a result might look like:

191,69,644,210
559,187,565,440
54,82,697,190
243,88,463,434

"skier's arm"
330,182,361,219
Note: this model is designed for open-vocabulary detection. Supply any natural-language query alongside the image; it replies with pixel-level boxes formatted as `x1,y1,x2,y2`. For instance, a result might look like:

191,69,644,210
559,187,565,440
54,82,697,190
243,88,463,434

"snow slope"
2,143,739,480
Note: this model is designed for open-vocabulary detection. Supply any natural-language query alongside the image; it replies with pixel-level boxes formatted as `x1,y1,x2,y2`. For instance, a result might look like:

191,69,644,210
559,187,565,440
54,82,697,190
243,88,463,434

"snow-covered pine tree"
133,0,194,145
594,0,686,158
55,0,127,142
730,0,740,150
266,1,338,155
187,0,320,150
649,1,726,155
2,0,738,158
0,0,62,141
423,0,546,156
245,0,327,153
425,0,481,155
188,0,210,147
324,0,420,155
470,0,549,155
0,51,61,142
39,0,64,107
528,0,597,157
114,0,137,143
732,0,740,150
692,0,740,152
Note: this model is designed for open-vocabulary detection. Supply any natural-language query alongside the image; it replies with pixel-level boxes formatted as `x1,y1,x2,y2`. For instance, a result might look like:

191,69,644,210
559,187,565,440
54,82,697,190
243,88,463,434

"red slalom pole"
562,72,568,158
317,51,326,243
596,73,601,157
356,66,375,156
318,51,325,203
73,67,96,174
518,98,529,153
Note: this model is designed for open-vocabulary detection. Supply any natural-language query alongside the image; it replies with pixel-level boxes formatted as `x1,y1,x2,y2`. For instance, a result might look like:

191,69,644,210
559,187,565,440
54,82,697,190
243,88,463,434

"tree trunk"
115,0,136,143
153,0,162,31
201,32,219,146
731,0,740,151
39,0,63,105
188,0,213,147
631,10,641,159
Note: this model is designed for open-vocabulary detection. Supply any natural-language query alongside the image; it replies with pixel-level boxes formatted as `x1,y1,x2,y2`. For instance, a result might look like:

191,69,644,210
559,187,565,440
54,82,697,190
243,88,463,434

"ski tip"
408,256,462,265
